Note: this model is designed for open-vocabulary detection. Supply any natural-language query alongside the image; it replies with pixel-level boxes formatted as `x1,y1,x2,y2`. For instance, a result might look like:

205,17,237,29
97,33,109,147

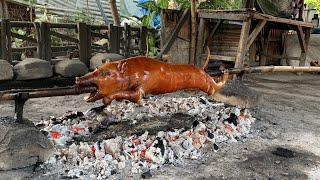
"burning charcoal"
141,171,152,179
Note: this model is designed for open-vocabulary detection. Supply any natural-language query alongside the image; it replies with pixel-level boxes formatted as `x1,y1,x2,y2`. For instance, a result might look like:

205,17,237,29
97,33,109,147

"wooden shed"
159,0,315,71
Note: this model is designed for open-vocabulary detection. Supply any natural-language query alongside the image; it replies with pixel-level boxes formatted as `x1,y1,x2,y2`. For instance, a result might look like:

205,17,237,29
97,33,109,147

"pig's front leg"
102,86,144,106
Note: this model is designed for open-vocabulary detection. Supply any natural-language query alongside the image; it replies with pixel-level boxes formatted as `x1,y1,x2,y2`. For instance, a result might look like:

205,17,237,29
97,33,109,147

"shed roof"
6,0,139,23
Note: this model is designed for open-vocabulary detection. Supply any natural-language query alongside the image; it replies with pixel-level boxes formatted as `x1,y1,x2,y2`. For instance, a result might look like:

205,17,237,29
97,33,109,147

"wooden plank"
49,23,77,29
139,26,147,56
246,20,266,49
10,21,34,27
198,11,249,21
299,28,311,66
202,54,236,61
203,20,222,49
261,53,300,60
51,45,77,51
51,31,78,43
156,9,190,60
87,24,92,61
12,46,38,52
252,13,315,28
1,19,8,61
108,24,117,53
235,20,251,68
78,22,89,66
195,18,206,67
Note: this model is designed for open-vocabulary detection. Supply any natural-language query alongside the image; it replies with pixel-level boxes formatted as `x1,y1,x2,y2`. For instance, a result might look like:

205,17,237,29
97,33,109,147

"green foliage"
11,28,27,47
305,0,320,13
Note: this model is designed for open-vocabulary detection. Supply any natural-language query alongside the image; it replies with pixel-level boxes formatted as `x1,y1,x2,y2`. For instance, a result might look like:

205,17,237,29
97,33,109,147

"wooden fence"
0,19,151,67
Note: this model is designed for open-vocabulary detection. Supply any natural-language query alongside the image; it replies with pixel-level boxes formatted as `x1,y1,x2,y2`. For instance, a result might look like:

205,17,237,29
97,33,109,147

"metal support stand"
14,92,29,123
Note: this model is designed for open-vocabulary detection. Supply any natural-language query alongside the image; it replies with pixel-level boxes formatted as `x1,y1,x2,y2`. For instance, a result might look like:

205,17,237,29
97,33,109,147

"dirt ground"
0,72,320,180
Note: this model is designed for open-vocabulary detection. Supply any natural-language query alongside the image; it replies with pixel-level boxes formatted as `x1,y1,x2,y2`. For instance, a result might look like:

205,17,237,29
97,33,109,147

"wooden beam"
195,18,206,67
6,19,11,63
235,19,251,68
199,11,249,21
190,0,197,65
252,13,315,28
108,0,120,26
202,54,236,62
156,9,190,60
1,19,8,61
51,31,78,43
203,20,222,48
139,26,147,56
296,26,306,53
299,28,311,66
246,20,266,49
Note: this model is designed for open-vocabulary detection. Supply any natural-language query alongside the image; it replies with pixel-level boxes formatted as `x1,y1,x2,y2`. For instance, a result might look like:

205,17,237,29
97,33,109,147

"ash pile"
36,93,256,179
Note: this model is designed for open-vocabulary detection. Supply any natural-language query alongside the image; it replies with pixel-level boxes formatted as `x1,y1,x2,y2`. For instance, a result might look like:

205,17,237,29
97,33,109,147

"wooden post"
139,26,147,56
109,0,120,26
260,28,270,66
246,20,267,49
87,24,92,61
108,23,120,54
299,28,311,66
195,18,205,67
5,19,11,63
34,22,41,58
1,18,8,61
299,0,304,20
124,23,131,58
40,22,52,63
235,20,251,68
190,0,197,65
78,22,89,66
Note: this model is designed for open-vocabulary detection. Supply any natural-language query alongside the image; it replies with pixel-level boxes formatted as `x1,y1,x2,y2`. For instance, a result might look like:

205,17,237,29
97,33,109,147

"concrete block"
90,53,124,70
14,58,52,80
0,117,53,170
54,60,89,77
213,80,261,108
0,60,14,81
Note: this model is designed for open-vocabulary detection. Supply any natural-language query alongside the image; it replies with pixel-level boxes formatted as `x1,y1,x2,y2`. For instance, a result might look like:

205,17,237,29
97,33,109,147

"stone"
14,58,52,80
90,53,124,70
0,60,14,81
0,117,53,170
54,60,89,77
212,80,261,108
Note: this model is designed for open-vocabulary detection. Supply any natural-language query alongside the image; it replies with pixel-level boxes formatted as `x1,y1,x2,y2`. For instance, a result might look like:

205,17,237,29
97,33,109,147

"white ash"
37,94,256,179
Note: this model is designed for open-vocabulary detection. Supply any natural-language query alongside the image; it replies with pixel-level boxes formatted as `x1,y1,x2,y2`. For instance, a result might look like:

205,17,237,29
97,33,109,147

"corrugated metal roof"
7,0,139,23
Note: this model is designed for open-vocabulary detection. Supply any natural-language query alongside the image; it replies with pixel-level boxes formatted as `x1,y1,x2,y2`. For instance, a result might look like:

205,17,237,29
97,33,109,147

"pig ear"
117,60,127,74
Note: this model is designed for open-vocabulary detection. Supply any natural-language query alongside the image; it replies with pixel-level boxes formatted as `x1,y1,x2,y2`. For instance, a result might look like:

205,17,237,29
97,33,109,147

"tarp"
256,0,293,18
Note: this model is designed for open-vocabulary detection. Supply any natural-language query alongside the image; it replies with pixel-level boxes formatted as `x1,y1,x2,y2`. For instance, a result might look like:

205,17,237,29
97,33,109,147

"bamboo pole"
209,66,320,77
109,0,120,26
190,0,197,65
0,86,96,101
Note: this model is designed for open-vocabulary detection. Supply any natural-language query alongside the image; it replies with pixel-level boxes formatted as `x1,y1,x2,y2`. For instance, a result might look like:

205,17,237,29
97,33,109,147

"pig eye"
101,70,111,76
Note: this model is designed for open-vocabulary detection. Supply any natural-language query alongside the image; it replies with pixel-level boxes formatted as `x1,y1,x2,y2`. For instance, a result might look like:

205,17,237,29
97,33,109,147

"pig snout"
75,76,92,86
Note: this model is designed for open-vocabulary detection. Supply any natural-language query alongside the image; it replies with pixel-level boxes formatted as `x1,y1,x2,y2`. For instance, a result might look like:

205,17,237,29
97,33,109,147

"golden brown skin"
75,56,229,106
